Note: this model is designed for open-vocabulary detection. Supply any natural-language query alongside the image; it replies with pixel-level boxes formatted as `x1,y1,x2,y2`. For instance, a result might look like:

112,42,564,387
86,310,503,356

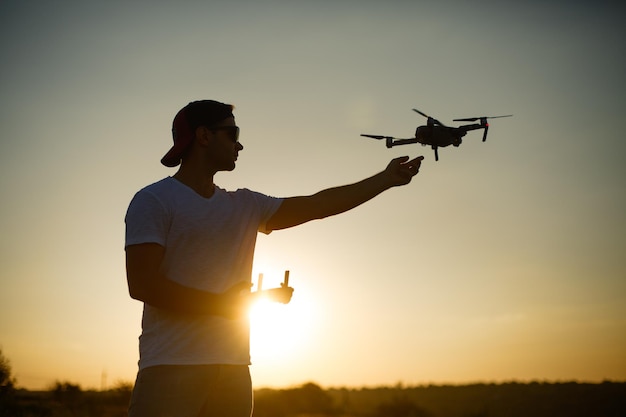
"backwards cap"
161,100,234,167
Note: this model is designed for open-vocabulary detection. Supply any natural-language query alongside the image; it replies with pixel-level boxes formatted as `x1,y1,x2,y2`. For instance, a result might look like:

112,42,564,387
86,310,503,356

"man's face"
205,117,243,172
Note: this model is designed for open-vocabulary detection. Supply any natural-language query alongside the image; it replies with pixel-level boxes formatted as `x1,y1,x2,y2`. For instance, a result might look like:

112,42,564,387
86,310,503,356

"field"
2,381,625,417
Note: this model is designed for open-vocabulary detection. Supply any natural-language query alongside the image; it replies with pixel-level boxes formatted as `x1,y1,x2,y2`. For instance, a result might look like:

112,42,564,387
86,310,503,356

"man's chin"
215,163,236,173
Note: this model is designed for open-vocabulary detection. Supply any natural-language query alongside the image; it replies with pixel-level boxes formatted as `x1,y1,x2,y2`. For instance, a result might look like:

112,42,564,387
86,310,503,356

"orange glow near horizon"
1,1,625,393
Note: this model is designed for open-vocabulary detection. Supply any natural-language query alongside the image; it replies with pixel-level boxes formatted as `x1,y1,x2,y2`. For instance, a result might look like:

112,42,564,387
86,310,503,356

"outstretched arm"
265,155,423,231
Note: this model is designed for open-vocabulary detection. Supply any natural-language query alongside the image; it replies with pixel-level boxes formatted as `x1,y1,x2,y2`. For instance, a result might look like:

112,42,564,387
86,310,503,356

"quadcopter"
361,109,512,161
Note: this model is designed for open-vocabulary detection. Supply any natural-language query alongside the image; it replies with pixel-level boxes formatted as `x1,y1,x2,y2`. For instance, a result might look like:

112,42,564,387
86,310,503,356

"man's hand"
383,155,424,187
250,284,294,305
218,282,294,319
263,284,294,304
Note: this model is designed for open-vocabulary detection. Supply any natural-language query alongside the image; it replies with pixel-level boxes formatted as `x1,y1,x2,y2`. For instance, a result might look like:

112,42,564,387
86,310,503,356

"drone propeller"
412,108,445,127
453,115,513,122
453,115,512,141
412,108,430,119
360,134,396,140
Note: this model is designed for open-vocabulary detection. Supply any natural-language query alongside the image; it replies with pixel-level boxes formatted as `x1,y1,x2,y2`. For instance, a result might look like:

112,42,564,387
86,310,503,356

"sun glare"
249,290,315,361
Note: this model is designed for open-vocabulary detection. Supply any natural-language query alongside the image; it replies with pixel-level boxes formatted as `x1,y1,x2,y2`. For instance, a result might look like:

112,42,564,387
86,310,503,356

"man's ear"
194,126,212,145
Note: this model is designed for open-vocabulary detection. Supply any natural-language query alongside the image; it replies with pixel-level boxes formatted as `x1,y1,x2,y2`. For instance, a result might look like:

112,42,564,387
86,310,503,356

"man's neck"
172,168,216,198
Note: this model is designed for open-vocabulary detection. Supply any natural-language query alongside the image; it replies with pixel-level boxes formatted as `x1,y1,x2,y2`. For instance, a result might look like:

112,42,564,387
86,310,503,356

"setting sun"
249,284,316,362
2,1,625,394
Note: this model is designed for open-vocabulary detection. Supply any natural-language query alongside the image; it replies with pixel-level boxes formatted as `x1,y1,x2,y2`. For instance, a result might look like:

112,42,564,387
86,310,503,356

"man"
125,100,423,416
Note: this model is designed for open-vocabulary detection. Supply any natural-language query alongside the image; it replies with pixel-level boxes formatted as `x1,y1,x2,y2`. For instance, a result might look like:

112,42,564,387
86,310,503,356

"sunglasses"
210,126,240,143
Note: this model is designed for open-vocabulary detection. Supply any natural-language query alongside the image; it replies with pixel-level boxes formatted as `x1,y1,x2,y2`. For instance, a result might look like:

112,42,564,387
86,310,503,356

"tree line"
2,349,625,417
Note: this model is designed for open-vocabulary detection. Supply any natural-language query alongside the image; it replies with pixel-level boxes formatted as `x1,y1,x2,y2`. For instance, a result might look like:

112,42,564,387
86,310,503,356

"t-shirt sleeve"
125,190,169,248
250,191,283,235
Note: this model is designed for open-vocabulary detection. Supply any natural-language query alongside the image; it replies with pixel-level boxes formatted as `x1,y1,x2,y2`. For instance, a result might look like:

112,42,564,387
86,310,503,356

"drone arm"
387,138,419,147
460,123,484,133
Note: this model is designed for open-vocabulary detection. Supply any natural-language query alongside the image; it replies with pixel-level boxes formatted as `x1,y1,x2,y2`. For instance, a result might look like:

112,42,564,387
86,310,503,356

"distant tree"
0,349,18,417
51,381,82,399
110,379,133,394
107,380,133,407
284,382,336,415
253,388,288,417
51,380,83,415
253,382,337,417
0,348,16,391
375,395,430,417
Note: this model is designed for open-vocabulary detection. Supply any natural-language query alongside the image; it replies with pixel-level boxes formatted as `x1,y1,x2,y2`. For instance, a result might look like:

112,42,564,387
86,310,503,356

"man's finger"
392,156,410,164
407,155,424,164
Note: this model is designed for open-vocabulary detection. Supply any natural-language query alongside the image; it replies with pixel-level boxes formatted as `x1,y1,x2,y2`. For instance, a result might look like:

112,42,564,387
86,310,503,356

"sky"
1,1,625,391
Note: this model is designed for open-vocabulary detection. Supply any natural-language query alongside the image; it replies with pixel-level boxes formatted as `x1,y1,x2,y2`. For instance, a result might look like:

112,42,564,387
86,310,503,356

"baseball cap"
161,100,234,167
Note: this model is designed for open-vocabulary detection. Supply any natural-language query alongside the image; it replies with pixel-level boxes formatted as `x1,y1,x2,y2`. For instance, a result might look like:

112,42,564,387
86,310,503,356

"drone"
361,108,512,161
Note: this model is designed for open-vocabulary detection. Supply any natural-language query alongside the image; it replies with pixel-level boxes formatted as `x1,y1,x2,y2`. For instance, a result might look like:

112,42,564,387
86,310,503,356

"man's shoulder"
218,186,258,196
140,177,175,193
218,187,279,202
128,177,179,209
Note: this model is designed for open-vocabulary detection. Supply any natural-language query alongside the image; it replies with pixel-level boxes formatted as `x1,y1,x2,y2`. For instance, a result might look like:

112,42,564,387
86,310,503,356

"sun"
248,288,315,362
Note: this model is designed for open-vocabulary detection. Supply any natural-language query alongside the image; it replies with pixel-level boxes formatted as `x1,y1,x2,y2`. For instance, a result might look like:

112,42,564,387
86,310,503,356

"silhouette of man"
125,100,423,417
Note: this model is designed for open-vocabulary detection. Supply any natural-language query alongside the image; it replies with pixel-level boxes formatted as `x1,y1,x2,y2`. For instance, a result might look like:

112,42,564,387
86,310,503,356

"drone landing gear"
433,146,439,161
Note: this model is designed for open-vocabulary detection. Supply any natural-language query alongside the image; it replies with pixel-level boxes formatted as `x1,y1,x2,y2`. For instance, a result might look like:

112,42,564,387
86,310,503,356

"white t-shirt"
125,177,283,369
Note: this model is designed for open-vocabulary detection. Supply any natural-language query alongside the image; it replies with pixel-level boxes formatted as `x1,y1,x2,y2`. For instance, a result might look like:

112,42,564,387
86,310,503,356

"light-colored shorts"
128,364,252,417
